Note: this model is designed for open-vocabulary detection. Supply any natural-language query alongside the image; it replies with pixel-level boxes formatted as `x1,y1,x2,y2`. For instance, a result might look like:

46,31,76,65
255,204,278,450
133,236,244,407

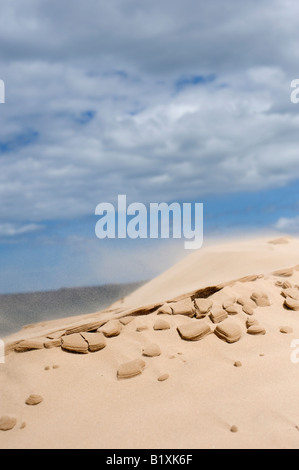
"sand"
1,235,299,449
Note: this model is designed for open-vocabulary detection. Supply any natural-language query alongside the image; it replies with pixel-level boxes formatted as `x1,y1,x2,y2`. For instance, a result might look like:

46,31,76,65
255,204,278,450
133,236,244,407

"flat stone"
119,316,135,325
0,416,17,431
281,288,299,301
157,304,173,315
14,339,45,352
61,333,89,354
136,324,148,332
177,322,212,341
242,304,254,315
209,309,228,324
168,298,196,317
246,317,259,328
237,297,256,309
158,373,169,382
81,332,106,352
47,330,66,340
194,298,213,317
280,326,293,334
272,268,294,277
25,394,43,406
225,305,239,315
100,320,122,337
251,291,271,307
284,297,299,311
142,343,161,357
117,359,146,379
44,338,61,349
214,322,242,344
222,297,236,310
153,319,171,330
247,325,266,335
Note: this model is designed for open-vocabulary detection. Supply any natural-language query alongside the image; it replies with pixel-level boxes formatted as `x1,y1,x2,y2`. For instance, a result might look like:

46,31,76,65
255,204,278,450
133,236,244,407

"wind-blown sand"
1,235,299,449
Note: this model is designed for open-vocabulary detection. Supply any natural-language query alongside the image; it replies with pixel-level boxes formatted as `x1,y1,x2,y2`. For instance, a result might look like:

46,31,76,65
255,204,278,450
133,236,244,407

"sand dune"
1,235,299,449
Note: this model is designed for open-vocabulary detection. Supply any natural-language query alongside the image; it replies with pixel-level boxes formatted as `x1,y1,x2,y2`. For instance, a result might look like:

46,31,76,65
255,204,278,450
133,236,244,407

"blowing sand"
1,235,299,449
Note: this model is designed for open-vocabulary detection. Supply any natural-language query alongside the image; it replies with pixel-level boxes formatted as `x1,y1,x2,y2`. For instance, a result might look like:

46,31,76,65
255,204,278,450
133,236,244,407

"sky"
0,0,299,294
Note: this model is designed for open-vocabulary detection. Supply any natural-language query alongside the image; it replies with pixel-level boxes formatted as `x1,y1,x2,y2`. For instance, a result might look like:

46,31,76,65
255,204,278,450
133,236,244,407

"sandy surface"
1,235,299,449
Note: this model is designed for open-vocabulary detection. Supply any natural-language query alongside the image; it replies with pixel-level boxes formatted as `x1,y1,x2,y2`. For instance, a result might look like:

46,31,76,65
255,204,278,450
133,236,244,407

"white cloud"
275,216,299,232
0,223,43,237
0,0,298,228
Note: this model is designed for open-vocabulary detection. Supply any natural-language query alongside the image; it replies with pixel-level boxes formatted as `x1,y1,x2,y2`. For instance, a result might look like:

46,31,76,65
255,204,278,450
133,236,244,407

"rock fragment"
61,333,89,354
169,298,196,317
117,359,146,379
142,343,161,357
25,394,43,406
194,298,213,318
214,322,242,343
209,309,228,324
251,291,270,307
177,322,212,341
81,332,106,352
100,320,122,337
153,319,171,330
247,325,266,335
284,297,299,311
0,416,17,431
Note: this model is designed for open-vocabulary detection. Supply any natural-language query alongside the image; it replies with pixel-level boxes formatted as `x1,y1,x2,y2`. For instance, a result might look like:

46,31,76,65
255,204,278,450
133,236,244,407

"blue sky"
0,0,299,293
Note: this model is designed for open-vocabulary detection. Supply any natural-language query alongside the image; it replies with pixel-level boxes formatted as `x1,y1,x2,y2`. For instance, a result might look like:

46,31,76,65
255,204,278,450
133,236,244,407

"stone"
47,330,66,340
281,288,299,301
100,320,122,337
272,268,294,277
225,305,239,315
246,317,259,328
158,373,169,382
230,425,238,433
119,316,135,325
214,322,242,344
194,298,213,317
14,339,45,352
282,281,293,289
168,298,196,317
81,332,106,352
52,364,60,369
25,394,43,406
65,320,106,336
142,343,161,357
117,359,146,379
209,309,228,324
222,297,236,310
157,304,173,315
247,325,266,335
242,304,254,315
284,297,299,311
177,322,212,341
44,338,61,349
0,416,17,431
251,291,271,307
234,361,242,367
136,324,148,332
237,297,256,309
61,333,89,354
153,319,171,330
280,326,293,334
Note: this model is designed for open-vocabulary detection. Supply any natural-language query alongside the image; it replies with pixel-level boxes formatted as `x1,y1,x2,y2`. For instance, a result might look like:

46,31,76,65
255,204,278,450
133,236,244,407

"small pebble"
25,394,43,406
234,361,242,368
44,366,50,371
230,425,238,433
280,326,293,334
52,364,60,369
158,373,169,382
20,422,26,430
0,416,17,431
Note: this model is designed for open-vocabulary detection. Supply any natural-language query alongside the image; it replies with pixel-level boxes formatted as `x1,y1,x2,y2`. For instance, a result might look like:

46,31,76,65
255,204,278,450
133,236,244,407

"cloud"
274,216,299,232
0,223,43,237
